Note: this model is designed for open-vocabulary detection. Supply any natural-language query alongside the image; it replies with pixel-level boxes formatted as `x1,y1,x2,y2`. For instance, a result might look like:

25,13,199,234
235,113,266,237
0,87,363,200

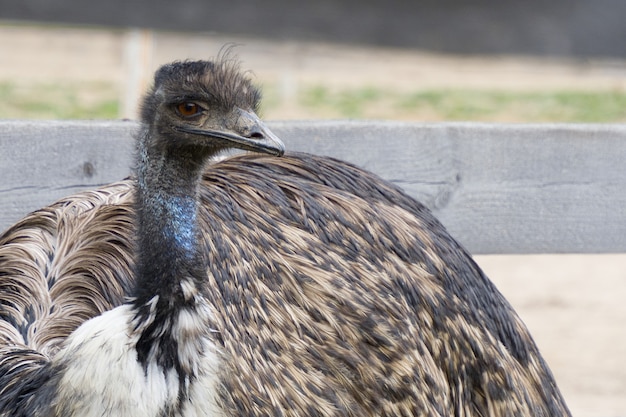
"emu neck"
133,144,207,309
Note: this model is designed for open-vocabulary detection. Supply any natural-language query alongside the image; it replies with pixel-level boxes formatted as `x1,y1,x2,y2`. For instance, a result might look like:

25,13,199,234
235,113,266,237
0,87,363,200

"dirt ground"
1,22,625,416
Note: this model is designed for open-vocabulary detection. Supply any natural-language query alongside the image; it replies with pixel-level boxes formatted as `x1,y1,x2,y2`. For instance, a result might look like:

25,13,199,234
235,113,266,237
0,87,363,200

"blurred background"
2,0,626,122
1,1,625,415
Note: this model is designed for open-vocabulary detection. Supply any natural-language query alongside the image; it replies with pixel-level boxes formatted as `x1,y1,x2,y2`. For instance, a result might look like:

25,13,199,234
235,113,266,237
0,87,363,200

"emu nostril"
247,130,265,139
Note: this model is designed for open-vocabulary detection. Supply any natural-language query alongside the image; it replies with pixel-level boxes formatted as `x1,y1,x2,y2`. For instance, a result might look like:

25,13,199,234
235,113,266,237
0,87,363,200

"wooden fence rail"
2,120,625,254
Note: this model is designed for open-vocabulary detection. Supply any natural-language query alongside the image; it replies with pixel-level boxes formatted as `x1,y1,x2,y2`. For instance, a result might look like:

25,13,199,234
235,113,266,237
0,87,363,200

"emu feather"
0,58,571,416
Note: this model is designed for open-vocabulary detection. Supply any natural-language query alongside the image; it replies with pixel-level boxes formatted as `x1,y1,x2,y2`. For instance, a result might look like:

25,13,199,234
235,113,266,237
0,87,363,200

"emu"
0,57,571,416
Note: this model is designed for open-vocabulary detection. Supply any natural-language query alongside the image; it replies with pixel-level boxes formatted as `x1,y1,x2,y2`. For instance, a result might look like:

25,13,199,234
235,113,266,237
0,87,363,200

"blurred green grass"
2,80,625,122
0,81,119,119
291,85,626,122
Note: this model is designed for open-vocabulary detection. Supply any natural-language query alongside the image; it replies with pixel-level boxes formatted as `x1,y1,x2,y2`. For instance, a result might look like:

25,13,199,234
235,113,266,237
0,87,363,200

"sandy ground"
1,22,625,416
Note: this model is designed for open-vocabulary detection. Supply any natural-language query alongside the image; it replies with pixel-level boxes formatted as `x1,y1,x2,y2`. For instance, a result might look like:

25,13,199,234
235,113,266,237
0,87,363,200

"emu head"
139,59,285,160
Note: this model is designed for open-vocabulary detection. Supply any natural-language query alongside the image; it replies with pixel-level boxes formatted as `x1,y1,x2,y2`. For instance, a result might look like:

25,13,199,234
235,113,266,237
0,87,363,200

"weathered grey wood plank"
280,121,626,254
2,120,626,254
0,120,136,227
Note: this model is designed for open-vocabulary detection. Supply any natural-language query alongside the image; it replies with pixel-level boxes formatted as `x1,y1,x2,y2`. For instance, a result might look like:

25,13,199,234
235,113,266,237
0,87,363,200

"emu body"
0,153,571,416
0,57,571,416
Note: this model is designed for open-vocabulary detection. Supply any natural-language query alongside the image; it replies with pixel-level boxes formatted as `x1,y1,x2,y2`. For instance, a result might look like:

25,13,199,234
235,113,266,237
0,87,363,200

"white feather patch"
52,304,224,417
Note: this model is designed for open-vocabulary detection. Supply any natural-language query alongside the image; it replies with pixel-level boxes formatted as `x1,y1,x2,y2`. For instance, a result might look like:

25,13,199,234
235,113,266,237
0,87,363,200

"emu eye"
176,102,202,117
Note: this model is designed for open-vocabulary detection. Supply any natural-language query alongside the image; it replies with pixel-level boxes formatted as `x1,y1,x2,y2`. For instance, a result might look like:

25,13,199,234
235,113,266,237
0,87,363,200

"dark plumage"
0,56,571,416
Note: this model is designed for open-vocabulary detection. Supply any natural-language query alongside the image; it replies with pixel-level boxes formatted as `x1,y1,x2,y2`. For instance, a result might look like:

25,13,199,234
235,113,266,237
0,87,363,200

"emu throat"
133,146,207,311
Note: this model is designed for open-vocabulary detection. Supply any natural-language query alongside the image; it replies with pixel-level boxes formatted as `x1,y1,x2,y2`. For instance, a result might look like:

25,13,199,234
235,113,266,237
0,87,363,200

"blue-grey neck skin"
131,128,210,375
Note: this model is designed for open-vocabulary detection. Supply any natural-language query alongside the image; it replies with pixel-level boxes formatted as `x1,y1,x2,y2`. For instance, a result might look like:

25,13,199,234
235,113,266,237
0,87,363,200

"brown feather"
0,151,570,416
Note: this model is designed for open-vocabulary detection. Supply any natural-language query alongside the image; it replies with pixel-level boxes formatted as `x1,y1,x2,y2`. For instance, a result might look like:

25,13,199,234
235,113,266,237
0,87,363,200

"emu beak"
175,108,285,156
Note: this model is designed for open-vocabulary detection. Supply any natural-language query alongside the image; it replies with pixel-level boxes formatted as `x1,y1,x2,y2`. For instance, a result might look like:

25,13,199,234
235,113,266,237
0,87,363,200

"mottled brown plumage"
1,153,571,416
0,57,571,416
